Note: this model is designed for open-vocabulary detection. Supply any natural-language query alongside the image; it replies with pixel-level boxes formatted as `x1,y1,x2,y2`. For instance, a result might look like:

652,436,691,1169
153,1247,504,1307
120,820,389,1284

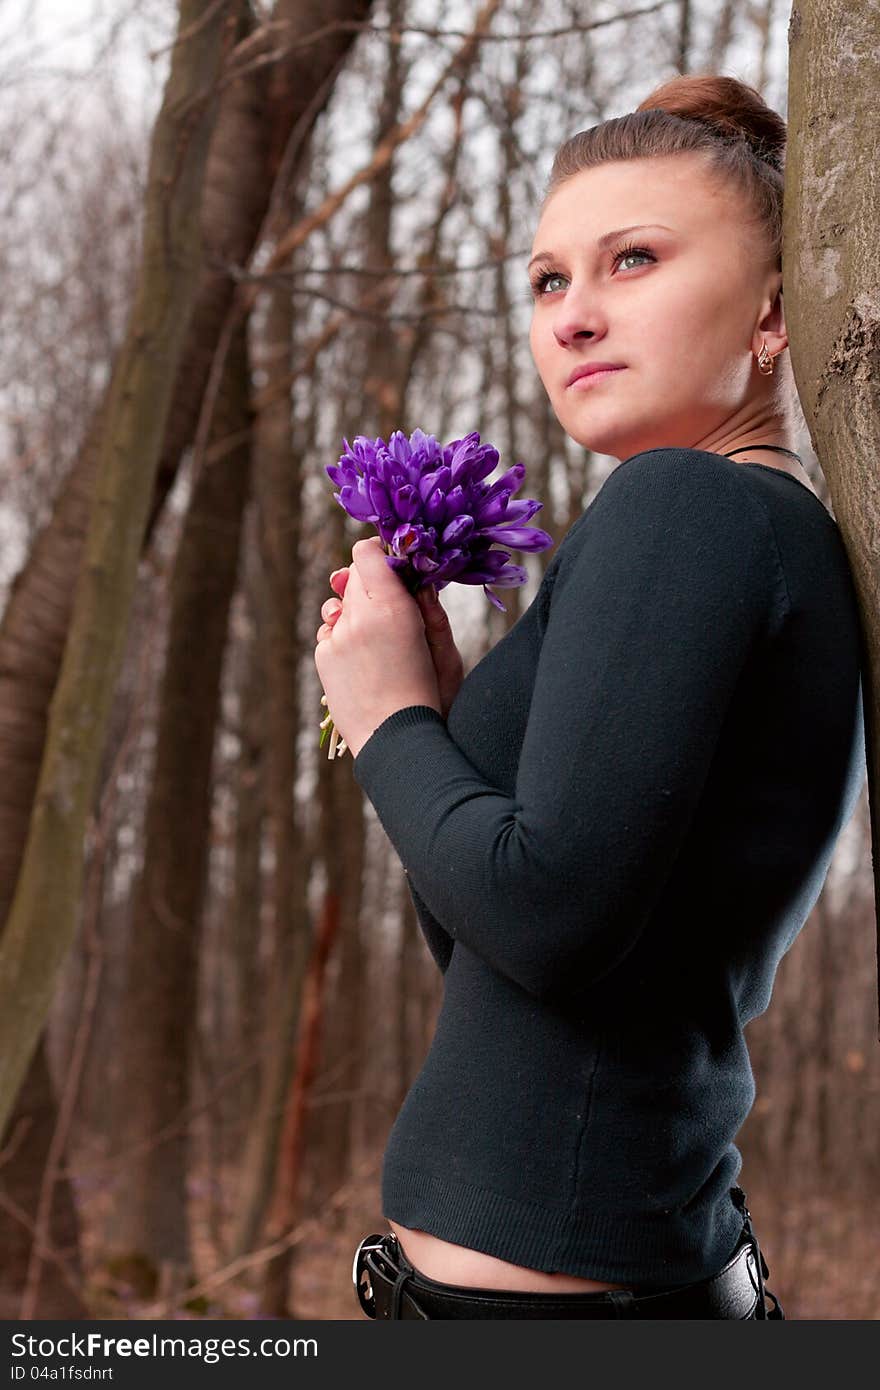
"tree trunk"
218,511,266,1179
0,1042,87,1318
101,309,253,1287
0,0,232,1138
225,211,310,1258
0,0,376,933
785,0,880,1038
304,0,412,1222
0,0,380,1297
261,894,341,1315
144,0,378,549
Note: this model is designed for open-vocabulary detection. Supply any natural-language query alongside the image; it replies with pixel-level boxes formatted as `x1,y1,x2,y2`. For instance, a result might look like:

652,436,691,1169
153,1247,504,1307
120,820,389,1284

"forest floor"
281,1160,879,1321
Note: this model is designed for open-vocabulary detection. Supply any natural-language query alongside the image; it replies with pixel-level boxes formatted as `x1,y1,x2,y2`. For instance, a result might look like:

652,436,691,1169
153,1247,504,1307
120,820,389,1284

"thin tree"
0,0,378,930
0,0,236,1136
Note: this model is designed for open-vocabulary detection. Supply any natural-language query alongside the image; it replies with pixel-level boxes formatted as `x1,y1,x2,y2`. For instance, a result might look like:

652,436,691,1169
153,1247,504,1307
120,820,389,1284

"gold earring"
756,340,774,375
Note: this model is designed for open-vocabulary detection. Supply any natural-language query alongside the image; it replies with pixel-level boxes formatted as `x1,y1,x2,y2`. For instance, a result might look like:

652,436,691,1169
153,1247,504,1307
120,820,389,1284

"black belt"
353,1187,785,1320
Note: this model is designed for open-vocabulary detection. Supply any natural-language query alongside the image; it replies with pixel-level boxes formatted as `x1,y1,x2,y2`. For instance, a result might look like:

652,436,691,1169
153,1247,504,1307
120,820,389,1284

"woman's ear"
754,273,788,358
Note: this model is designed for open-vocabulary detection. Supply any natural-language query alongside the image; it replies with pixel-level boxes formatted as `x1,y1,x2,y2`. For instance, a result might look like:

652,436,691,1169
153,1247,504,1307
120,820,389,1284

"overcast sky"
0,0,173,125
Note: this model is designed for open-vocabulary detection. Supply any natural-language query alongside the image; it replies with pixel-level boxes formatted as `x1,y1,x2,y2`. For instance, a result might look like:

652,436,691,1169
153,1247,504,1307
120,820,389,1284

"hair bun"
636,73,786,171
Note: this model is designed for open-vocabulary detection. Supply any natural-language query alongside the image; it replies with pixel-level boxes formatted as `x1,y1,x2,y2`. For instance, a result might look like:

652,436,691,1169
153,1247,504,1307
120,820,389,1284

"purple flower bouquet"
319,427,554,758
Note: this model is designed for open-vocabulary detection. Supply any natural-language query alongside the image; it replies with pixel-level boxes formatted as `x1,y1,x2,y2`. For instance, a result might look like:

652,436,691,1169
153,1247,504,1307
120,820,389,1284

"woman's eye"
530,270,566,296
611,243,655,271
528,244,655,300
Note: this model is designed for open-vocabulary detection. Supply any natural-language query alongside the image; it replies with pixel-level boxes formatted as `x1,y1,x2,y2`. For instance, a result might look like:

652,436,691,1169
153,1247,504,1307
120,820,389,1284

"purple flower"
325,428,553,612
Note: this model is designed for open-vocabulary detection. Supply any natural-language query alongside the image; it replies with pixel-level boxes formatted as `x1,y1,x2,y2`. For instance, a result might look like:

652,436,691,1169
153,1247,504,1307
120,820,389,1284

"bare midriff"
386,1219,631,1292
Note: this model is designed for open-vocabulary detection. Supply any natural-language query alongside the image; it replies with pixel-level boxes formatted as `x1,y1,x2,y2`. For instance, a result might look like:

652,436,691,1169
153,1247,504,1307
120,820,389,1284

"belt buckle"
353,1232,392,1317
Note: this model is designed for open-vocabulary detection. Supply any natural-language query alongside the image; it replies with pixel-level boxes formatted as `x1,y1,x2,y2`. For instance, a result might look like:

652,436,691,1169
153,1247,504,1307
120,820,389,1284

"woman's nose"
552,302,603,348
542,269,595,343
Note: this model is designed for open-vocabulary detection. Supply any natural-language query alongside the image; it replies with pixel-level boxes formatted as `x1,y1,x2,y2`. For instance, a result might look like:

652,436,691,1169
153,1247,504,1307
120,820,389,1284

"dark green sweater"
352,446,867,1289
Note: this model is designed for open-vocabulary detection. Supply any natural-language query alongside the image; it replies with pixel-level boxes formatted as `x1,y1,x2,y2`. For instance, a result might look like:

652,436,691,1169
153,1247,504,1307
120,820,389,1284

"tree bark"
785,0,880,1038
261,893,341,1315
145,0,378,549
0,0,234,1138
219,514,266,1175
102,309,253,1284
0,1043,87,1318
0,0,376,932
225,206,311,1259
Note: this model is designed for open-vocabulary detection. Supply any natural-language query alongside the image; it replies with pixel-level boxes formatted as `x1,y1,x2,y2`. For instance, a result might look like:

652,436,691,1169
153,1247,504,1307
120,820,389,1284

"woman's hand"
414,583,465,720
314,537,442,760
321,566,465,722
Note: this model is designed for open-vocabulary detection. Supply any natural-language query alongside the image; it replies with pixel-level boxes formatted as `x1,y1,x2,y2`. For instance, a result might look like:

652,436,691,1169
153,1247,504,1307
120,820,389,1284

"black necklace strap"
724,445,803,463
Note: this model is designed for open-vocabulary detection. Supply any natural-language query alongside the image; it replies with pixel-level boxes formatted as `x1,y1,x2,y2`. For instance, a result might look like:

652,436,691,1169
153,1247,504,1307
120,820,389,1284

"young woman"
315,73,866,1318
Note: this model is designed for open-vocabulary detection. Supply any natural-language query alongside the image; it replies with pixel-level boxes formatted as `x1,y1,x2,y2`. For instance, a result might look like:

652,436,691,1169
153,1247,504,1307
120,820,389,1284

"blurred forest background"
0,0,877,1320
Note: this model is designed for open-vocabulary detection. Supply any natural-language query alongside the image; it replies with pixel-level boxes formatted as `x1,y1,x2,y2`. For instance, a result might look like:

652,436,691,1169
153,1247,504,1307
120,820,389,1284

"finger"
350,535,400,600
344,551,371,604
329,567,349,598
417,584,449,635
316,622,333,640
321,597,342,620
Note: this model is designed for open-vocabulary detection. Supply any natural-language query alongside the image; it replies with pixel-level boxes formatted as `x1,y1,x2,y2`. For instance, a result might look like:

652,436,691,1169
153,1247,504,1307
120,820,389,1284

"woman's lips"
567,367,626,389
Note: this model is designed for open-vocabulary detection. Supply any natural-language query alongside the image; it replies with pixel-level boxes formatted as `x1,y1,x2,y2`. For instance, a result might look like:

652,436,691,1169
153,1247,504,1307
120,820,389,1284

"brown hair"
541,73,786,274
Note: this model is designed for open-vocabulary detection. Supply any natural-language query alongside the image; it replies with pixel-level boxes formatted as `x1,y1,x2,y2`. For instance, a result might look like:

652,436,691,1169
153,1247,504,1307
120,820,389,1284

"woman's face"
527,153,787,463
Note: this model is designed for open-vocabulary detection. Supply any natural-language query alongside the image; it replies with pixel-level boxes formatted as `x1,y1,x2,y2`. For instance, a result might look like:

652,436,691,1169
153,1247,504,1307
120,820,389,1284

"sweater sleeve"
404,872,455,974
352,449,788,1002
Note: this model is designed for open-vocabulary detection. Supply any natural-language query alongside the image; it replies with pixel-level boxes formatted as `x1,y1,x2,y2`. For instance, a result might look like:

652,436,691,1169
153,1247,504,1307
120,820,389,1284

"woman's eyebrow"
527,223,674,271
